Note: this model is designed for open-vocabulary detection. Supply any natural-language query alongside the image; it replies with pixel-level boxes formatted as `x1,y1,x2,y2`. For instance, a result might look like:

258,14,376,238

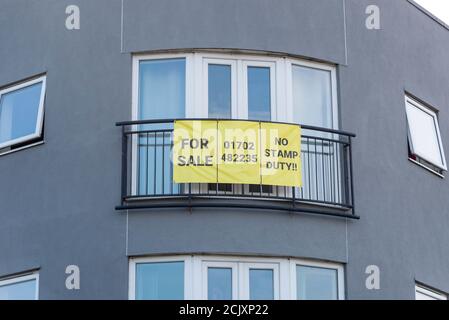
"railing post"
291,186,296,210
188,183,192,214
121,126,128,205
342,142,350,210
348,136,355,216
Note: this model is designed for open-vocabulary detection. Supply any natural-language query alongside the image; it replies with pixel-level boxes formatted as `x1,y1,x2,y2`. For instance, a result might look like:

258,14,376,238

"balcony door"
202,57,276,121
201,57,277,195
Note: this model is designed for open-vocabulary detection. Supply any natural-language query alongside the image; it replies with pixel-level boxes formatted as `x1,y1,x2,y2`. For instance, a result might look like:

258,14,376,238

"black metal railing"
116,119,357,218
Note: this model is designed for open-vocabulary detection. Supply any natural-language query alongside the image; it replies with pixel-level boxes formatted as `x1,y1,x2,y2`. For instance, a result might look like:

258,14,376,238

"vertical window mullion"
184,256,194,300
185,53,195,118
236,60,246,120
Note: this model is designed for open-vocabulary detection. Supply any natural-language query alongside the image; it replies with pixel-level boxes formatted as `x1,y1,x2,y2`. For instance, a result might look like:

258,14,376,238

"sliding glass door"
203,58,277,195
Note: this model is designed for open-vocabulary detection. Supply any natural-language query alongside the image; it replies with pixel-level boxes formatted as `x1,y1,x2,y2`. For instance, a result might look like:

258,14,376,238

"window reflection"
296,266,338,300
248,66,271,121
0,279,37,300
208,64,232,119
136,261,184,300
249,269,274,300
208,267,233,300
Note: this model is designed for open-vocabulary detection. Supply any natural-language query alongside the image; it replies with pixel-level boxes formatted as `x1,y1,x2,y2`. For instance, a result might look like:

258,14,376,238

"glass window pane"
139,58,185,120
0,82,43,144
137,58,185,196
406,101,445,168
248,67,271,121
292,65,332,128
0,279,36,300
249,269,274,300
208,267,232,300
208,64,232,119
136,261,184,300
297,266,338,300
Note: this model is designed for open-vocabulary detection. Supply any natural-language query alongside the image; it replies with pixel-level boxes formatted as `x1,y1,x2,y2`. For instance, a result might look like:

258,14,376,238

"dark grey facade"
1,0,449,299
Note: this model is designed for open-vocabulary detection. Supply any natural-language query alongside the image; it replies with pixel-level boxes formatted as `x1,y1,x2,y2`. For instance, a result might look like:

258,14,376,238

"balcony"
116,119,357,219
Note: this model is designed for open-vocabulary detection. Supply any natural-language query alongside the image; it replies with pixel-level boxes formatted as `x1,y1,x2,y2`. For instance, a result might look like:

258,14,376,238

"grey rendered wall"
122,0,347,64
0,0,448,299
0,0,129,299
342,0,449,299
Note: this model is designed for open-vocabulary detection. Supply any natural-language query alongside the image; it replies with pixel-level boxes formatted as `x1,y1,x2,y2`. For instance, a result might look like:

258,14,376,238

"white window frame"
241,262,280,300
415,284,447,300
131,52,339,196
0,272,39,300
285,60,340,201
129,255,193,300
132,53,195,121
405,95,447,171
131,54,194,196
129,255,344,300
241,60,277,121
201,261,239,300
202,58,238,119
285,60,339,129
290,259,345,300
0,76,46,150
132,51,338,125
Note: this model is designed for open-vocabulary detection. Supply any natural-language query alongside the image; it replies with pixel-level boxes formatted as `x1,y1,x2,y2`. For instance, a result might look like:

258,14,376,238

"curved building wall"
0,0,449,299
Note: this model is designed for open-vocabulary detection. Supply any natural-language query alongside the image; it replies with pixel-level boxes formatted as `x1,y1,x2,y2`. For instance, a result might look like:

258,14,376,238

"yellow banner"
173,120,302,187
173,120,217,183
218,121,260,184
260,122,302,187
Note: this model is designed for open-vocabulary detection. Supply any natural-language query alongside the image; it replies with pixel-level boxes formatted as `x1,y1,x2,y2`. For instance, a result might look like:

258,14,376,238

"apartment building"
0,0,448,300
